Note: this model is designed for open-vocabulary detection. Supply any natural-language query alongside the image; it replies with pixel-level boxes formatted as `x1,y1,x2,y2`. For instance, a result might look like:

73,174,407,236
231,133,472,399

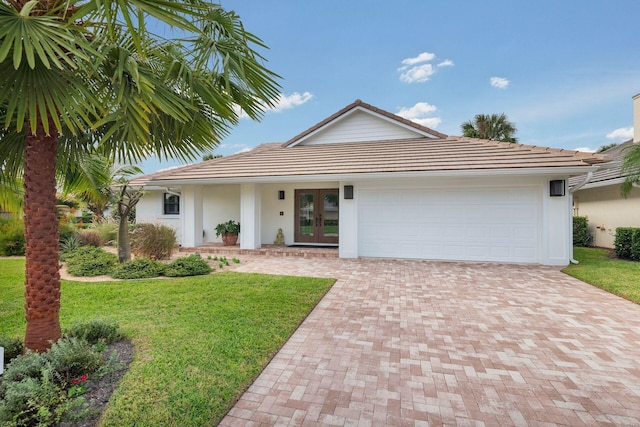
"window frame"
163,193,180,215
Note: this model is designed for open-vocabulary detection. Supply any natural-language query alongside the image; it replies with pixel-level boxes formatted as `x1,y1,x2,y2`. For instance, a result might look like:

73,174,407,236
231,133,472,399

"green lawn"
563,247,640,304
0,258,334,426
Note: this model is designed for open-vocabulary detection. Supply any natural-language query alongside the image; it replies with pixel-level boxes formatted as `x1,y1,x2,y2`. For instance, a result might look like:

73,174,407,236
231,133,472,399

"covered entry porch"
176,180,355,257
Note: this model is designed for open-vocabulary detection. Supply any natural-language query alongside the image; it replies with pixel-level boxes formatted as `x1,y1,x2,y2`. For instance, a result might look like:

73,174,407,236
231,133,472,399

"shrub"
58,220,77,243
131,223,177,260
164,253,212,277
91,221,118,246
64,246,118,276
0,218,25,256
76,229,106,247
632,229,640,262
111,258,165,279
0,333,110,427
0,334,23,365
614,227,635,259
43,338,105,384
0,367,70,426
60,235,81,255
63,319,123,345
572,216,592,247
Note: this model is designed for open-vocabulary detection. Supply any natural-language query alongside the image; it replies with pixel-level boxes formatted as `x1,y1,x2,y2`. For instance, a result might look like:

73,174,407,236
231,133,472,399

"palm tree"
621,144,640,197
0,1,279,352
461,113,518,143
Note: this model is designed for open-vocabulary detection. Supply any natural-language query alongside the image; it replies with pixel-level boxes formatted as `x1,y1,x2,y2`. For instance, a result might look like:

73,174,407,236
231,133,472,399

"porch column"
240,183,261,249
339,182,358,258
181,185,203,248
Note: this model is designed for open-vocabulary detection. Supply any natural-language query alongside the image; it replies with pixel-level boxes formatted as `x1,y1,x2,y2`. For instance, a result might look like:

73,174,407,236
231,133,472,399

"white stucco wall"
136,190,182,243
202,185,241,243
574,184,640,248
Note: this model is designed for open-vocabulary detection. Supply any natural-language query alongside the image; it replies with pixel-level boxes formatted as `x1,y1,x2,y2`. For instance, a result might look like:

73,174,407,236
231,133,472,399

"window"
163,193,180,215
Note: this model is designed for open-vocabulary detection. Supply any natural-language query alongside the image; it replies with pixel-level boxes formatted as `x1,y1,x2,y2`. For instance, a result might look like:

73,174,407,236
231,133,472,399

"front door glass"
322,192,339,238
295,189,339,244
299,193,315,238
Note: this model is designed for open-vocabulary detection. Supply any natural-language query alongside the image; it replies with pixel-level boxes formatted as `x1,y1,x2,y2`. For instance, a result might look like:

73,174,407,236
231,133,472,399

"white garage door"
358,187,540,263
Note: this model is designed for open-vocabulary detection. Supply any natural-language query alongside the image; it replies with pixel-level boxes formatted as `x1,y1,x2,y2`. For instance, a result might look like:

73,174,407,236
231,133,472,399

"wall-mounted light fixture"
344,185,354,200
278,190,285,200
549,180,565,197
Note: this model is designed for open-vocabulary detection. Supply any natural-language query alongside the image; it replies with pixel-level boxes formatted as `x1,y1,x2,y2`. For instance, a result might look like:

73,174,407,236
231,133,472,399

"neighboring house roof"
133,100,609,185
569,139,634,188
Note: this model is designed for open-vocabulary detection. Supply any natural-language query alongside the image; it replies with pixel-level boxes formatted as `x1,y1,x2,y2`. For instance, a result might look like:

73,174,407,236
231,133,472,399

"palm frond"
621,143,640,197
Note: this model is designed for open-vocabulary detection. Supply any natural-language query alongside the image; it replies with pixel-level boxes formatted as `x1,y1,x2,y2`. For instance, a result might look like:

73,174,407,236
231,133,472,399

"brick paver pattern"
219,257,640,426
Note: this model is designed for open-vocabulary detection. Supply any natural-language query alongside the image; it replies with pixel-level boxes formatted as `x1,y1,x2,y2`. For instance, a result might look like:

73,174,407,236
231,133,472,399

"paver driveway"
220,257,640,426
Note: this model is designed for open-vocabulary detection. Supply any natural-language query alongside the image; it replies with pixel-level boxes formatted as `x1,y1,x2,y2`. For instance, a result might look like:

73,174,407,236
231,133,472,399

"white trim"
145,166,603,187
576,177,626,190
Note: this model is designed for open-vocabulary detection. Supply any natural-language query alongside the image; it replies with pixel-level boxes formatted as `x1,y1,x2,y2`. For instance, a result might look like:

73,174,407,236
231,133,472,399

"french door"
294,189,339,244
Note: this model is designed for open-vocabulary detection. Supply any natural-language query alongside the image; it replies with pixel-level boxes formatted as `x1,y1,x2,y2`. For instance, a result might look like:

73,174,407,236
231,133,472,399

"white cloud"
573,146,596,153
270,91,314,112
398,52,452,84
606,126,634,140
396,102,441,129
490,77,510,89
399,64,436,83
412,117,442,128
401,52,436,66
396,102,437,118
235,91,314,119
234,147,252,154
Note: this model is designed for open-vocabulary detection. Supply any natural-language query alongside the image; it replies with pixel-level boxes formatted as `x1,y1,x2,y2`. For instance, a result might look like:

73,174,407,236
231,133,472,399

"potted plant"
215,220,240,246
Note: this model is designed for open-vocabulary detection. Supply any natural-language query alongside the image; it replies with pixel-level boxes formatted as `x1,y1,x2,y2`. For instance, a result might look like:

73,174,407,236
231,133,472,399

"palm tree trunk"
23,123,62,352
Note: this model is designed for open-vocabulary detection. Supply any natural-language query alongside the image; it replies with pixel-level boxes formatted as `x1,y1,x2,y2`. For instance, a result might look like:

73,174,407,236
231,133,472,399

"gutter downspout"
569,171,593,194
568,171,594,264
163,187,181,197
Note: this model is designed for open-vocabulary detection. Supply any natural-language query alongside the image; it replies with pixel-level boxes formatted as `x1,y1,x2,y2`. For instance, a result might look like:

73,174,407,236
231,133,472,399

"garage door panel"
359,188,540,263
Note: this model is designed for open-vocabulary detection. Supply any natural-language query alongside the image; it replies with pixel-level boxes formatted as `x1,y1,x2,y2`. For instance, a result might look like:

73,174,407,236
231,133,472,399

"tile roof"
135,136,609,184
569,139,634,187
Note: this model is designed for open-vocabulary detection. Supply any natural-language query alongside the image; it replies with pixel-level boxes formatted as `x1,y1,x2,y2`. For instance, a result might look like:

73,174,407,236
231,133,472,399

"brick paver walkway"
219,257,640,426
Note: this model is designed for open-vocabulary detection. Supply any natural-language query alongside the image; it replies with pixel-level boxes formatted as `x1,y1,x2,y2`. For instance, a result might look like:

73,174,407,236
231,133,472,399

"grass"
563,247,640,304
0,257,335,426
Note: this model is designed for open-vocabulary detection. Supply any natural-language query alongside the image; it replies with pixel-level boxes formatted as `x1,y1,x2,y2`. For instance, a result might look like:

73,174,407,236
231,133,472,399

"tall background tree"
461,113,518,142
621,144,640,196
0,0,280,352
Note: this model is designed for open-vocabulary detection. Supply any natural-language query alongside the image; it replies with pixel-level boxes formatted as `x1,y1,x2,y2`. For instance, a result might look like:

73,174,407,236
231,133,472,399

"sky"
141,0,640,174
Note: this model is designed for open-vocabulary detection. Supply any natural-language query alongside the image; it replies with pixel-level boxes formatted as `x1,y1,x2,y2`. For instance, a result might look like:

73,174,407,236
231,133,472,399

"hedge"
572,216,592,247
614,227,640,261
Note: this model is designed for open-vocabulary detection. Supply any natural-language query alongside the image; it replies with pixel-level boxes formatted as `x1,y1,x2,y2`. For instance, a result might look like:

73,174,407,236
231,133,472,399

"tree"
61,154,139,223
596,142,618,153
621,144,640,197
202,153,223,161
113,180,144,264
0,1,280,352
461,113,518,143
62,154,142,263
